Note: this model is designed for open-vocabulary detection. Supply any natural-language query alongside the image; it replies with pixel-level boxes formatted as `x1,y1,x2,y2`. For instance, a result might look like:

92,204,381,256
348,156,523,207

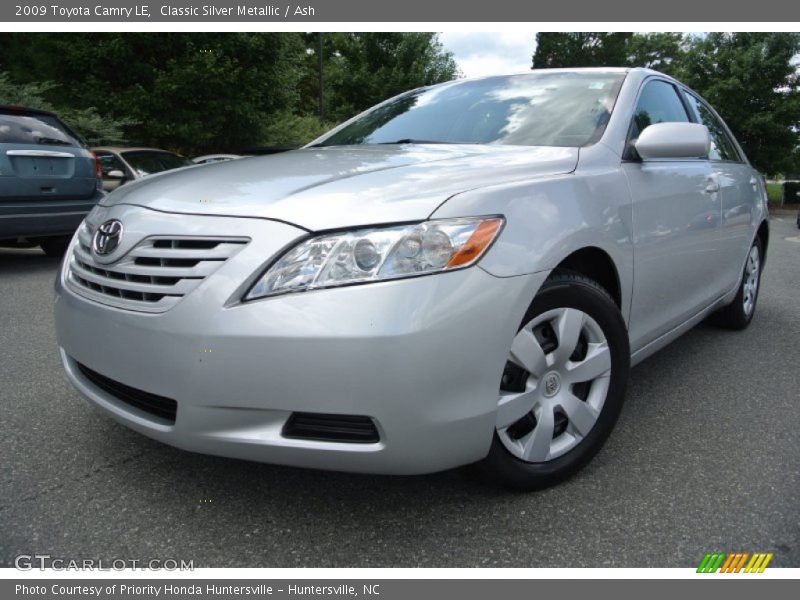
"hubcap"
496,308,612,463
742,245,760,316
542,371,561,397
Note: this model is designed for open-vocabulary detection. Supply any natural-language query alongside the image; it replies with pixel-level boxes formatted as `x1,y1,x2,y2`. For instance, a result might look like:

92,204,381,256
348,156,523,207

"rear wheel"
481,272,630,491
39,236,71,258
711,237,762,330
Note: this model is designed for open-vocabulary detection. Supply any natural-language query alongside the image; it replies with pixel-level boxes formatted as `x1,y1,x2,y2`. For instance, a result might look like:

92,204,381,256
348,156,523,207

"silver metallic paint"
55,68,767,473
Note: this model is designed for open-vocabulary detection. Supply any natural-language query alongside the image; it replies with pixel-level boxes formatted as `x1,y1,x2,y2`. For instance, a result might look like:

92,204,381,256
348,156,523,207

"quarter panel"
717,162,766,284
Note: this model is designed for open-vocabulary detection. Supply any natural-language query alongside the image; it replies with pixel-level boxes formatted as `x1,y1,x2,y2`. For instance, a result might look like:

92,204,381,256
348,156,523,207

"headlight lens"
245,216,504,299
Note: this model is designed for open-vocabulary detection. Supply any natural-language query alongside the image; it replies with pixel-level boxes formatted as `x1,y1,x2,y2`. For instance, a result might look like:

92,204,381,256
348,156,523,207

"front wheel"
480,272,630,491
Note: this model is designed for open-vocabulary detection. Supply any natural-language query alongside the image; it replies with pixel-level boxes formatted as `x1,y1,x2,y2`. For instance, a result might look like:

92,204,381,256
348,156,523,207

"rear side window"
629,80,690,140
0,112,83,147
682,92,741,162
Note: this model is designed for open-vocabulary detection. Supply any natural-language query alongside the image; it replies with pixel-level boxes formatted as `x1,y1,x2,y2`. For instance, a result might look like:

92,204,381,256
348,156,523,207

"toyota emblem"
92,219,124,256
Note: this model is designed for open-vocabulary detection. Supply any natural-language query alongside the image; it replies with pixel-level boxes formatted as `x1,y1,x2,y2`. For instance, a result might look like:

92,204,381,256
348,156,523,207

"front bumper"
55,205,546,474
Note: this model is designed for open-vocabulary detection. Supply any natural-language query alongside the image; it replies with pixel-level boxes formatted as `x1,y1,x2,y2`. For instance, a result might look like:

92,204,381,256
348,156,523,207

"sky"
439,32,536,78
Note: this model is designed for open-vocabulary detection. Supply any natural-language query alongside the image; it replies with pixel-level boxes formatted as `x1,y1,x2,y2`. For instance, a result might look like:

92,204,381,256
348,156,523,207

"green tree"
532,32,686,72
1,33,308,153
0,71,133,145
0,32,460,151
531,32,800,174
532,33,633,69
320,33,460,122
625,33,685,74
675,33,800,174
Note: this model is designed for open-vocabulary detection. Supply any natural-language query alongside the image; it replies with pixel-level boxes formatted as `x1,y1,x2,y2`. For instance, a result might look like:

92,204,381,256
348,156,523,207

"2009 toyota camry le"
54,68,769,489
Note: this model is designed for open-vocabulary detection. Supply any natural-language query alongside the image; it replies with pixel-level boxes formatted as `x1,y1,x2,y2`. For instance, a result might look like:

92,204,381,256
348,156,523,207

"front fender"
431,169,634,321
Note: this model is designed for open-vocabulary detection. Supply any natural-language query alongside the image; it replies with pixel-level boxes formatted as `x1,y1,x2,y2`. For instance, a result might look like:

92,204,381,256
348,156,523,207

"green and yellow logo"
697,552,773,573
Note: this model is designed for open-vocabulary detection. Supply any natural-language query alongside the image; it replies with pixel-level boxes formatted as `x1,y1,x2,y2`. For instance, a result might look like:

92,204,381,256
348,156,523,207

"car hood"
101,144,578,231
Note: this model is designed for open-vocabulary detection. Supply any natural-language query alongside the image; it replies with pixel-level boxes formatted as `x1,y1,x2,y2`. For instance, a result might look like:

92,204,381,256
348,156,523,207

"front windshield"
121,151,193,177
317,72,626,148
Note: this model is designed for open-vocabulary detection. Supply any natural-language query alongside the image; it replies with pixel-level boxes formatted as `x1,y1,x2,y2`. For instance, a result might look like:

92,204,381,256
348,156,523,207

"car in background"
93,147,193,192
193,154,241,165
239,146,297,156
0,105,104,257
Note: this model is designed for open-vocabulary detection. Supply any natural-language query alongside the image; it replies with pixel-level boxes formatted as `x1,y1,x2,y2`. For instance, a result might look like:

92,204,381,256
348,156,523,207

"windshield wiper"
36,137,72,146
309,139,459,148
375,139,450,145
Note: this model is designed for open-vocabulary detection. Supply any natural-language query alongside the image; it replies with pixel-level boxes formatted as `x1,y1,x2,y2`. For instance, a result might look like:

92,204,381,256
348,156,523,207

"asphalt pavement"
1,217,798,568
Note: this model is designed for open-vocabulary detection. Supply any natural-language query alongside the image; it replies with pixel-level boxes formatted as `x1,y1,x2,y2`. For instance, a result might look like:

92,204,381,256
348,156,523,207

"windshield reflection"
318,72,625,148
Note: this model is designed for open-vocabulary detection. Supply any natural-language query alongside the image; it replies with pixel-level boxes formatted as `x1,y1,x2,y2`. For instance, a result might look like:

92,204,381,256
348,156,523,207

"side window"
96,152,126,176
629,80,690,142
683,92,740,162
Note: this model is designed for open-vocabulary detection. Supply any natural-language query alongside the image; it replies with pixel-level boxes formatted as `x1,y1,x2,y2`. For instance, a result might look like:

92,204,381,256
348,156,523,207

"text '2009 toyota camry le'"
54,68,769,489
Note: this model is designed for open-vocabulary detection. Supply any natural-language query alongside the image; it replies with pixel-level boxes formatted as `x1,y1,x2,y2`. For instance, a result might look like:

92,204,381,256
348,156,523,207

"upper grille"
67,221,248,313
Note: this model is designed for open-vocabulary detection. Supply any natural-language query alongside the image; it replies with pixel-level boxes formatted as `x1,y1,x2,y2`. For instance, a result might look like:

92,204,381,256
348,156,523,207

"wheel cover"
496,308,612,463
742,245,760,317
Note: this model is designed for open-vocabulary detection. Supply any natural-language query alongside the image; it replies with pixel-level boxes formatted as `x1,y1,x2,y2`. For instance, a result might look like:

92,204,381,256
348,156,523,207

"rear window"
0,112,83,147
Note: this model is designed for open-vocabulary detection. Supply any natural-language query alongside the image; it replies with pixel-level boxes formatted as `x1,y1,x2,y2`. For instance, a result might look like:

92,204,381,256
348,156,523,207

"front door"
623,79,724,351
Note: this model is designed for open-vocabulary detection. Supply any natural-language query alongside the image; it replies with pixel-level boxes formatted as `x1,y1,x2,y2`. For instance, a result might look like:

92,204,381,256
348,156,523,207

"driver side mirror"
635,122,710,161
106,169,126,179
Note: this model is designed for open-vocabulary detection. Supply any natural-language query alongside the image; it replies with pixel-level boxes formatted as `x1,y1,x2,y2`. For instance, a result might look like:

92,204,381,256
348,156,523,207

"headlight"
245,216,504,299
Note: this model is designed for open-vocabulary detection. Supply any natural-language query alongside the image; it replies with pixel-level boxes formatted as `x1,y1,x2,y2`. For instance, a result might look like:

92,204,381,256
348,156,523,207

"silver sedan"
54,68,768,489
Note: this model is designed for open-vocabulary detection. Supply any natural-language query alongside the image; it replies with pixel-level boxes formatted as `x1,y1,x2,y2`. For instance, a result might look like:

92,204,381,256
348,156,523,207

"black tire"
39,236,71,258
711,237,762,330
479,272,630,491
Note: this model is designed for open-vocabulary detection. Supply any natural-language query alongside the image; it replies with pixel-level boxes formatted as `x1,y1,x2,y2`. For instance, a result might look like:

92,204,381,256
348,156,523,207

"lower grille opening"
282,412,379,444
75,362,177,424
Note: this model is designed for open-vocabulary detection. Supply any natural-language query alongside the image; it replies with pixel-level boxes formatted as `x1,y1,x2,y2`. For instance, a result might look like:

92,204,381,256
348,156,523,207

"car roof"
0,104,59,118
92,147,178,154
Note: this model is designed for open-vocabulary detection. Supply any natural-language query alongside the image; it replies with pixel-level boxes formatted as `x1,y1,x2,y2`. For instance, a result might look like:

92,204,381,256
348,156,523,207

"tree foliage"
531,32,800,174
0,71,133,145
320,33,460,121
0,32,458,154
532,33,633,69
1,33,307,153
625,33,685,74
677,33,800,174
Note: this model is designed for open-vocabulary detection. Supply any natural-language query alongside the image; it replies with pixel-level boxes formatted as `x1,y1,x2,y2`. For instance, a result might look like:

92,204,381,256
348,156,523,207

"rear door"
681,91,761,291
0,108,97,201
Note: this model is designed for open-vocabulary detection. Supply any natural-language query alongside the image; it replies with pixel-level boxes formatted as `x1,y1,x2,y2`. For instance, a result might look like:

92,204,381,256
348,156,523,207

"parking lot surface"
1,217,798,567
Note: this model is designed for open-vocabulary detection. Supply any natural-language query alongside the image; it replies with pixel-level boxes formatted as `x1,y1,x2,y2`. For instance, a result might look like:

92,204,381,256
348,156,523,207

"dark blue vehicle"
1,105,103,256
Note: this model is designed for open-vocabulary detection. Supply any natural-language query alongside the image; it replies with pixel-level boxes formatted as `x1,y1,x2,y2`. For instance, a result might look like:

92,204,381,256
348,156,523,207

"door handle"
704,182,720,194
